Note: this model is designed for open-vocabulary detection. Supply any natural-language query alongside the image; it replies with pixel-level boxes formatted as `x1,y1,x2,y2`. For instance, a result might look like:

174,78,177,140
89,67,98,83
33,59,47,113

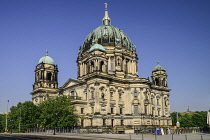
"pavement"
0,132,210,140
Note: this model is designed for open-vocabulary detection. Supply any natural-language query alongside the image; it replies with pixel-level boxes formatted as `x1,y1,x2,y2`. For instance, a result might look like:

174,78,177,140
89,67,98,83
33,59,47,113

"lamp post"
19,107,21,132
5,100,9,132
176,112,180,134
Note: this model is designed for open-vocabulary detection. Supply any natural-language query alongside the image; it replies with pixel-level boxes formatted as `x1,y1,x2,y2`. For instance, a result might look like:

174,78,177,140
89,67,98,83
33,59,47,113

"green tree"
0,114,5,132
171,111,209,130
8,101,40,132
192,111,208,129
180,113,193,127
192,112,203,127
38,96,78,128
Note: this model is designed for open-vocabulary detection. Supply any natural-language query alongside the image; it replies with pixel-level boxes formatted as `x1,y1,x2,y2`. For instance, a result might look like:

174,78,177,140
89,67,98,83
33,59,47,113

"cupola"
38,50,55,65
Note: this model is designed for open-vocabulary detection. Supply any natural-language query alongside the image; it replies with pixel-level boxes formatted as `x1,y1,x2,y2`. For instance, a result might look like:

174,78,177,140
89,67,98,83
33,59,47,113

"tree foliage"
0,114,5,132
0,96,78,132
171,111,209,129
180,113,193,127
38,96,78,128
5,101,39,132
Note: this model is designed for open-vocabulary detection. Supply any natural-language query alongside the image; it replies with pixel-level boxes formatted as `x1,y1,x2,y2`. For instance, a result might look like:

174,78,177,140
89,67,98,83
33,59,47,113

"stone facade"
30,4,172,133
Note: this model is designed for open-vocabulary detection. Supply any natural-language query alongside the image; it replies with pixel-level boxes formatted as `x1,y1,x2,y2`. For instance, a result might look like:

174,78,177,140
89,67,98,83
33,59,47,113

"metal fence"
26,127,201,134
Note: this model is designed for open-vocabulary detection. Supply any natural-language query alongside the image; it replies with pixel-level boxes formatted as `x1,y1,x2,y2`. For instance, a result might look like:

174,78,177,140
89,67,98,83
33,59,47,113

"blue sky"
0,0,209,113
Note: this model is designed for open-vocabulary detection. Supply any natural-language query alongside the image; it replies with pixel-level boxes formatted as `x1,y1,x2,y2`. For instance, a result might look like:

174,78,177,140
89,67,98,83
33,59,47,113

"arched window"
91,61,94,66
91,61,94,72
40,71,44,79
47,72,52,81
155,78,159,85
120,108,123,114
81,119,84,127
103,119,106,126
71,91,75,96
100,61,104,72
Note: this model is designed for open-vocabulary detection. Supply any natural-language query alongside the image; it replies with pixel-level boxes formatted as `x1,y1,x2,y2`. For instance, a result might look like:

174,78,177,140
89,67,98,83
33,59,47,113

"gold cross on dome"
104,3,108,10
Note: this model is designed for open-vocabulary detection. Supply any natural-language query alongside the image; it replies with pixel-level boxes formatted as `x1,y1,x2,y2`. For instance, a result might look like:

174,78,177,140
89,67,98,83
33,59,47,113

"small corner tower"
151,62,168,87
30,51,59,105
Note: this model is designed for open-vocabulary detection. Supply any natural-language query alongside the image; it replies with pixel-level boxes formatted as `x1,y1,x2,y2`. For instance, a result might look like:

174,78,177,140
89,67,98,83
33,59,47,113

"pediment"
62,78,83,89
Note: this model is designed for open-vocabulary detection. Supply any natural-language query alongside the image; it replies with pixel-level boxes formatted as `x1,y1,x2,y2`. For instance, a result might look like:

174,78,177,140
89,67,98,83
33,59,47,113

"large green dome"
38,55,55,65
78,6,136,54
80,25,135,53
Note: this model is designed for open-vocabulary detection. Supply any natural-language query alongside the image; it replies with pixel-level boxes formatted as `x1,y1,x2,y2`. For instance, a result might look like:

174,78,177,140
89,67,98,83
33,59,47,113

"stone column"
44,71,47,80
122,59,125,72
79,63,81,77
81,63,84,76
128,60,131,73
108,56,111,71
134,61,136,75
84,63,87,75
132,60,134,74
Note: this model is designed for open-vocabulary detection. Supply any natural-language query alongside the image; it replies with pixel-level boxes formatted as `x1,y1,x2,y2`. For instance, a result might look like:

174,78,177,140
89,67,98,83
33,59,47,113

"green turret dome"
38,51,55,65
152,64,166,72
90,43,106,52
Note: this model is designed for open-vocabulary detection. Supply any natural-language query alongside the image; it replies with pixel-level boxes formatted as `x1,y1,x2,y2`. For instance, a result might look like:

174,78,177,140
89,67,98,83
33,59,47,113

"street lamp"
176,112,180,134
19,107,21,132
5,100,9,132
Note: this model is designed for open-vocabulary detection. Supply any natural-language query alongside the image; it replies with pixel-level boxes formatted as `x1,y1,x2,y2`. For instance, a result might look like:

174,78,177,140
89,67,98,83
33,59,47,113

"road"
0,133,210,140
0,134,90,140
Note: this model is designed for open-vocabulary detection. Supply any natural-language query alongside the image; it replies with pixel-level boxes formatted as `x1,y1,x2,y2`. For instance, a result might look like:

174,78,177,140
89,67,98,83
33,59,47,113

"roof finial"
46,50,48,56
105,3,108,10
102,3,111,25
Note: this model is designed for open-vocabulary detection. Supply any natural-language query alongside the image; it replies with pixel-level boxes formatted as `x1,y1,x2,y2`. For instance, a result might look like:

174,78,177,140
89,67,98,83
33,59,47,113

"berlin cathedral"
30,4,172,133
